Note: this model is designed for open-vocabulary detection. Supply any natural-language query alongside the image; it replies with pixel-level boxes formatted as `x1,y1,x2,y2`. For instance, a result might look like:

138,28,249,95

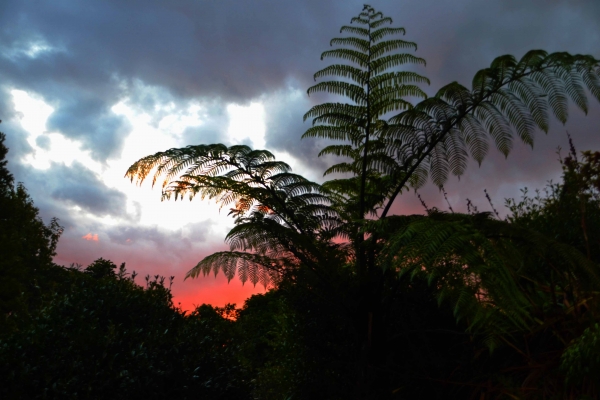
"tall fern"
303,4,429,220
125,144,341,286
378,51,600,217
125,4,600,314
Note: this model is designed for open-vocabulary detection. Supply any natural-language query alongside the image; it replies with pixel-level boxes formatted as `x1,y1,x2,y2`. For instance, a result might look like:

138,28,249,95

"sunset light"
2,1,600,397
9,85,270,307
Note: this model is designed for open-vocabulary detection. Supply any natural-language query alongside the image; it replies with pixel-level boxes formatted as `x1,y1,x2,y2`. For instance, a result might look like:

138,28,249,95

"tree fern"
126,144,340,285
379,51,600,217
379,212,600,350
125,4,600,310
303,4,429,220
124,5,600,395
185,251,289,288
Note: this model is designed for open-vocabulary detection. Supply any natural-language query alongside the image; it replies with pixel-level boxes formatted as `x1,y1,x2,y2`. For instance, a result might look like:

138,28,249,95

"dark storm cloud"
262,87,331,174
0,0,368,162
1,0,599,307
0,0,354,99
1,0,597,164
46,98,131,162
25,161,129,219
107,220,213,247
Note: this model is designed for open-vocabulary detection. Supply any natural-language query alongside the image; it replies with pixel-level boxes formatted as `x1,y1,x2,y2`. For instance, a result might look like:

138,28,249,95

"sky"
1,0,599,310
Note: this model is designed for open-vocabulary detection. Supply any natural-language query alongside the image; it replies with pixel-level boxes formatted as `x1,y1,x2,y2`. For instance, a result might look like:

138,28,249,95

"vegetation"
0,131,63,328
1,261,250,400
1,4,600,399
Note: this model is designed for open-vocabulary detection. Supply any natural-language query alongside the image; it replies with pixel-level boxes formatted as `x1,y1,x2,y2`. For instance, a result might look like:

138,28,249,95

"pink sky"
3,0,599,311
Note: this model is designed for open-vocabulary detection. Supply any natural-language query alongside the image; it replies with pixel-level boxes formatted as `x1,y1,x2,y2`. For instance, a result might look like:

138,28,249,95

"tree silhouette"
0,130,63,319
127,4,600,398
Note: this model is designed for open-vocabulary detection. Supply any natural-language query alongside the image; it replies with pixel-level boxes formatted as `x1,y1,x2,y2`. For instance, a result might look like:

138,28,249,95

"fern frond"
320,48,368,67
474,100,516,156
304,103,365,123
313,64,367,85
457,114,489,164
301,125,360,142
340,25,369,37
370,27,406,42
370,39,418,59
127,143,338,240
350,17,370,25
318,144,360,158
369,17,393,29
370,85,427,104
442,128,469,178
323,162,359,176
371,99,414,117
371,54,427,74
330,37,370,52
507,78,549,132
307,81,367,104
185,251,289,287
379,51,600,217
370,71,430,89
428,145,449,187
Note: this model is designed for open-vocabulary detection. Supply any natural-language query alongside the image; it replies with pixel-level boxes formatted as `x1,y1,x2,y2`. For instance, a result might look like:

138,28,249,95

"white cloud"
11,89,104,172
1,38,65,61
10,85,235,236
226,102,266,149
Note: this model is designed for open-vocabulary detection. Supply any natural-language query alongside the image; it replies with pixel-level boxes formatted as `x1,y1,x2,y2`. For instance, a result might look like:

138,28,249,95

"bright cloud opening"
227,102,266,149
11,89,103,172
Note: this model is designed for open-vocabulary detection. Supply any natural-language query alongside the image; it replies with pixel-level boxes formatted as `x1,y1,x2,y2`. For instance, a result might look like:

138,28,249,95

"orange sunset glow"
3,1,600,398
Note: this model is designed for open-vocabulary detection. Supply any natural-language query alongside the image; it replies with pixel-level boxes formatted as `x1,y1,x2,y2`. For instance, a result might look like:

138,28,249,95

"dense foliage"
0,132,63,322
2,4,600,399
0,261,250,400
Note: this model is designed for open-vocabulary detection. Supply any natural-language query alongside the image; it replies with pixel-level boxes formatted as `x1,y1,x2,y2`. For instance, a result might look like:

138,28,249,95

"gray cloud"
106,220,213,247
23,161,129,219
1,0,599,306
262,87,329,171
46,97,131,162
35,134,51,150
2,0,598,163
180,101,229,146
0,0,354,100
0,88,34,163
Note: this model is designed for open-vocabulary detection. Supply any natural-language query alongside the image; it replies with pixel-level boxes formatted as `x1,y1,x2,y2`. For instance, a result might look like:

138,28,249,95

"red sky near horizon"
70,201,427,311
65,232,267,311
5,0,600,314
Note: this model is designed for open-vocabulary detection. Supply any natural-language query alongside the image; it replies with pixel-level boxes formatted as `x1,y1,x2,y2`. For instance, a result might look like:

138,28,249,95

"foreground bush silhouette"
1,4,599,399
0,259,251,400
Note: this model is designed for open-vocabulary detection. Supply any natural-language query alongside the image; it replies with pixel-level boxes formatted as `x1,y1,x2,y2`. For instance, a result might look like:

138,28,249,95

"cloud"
22,160,130,219
106,220,214,247
2,0,598,164
1,0,599,309
46,97,131,162
82,233,99,241
0,0,356,102
264,86,320,159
